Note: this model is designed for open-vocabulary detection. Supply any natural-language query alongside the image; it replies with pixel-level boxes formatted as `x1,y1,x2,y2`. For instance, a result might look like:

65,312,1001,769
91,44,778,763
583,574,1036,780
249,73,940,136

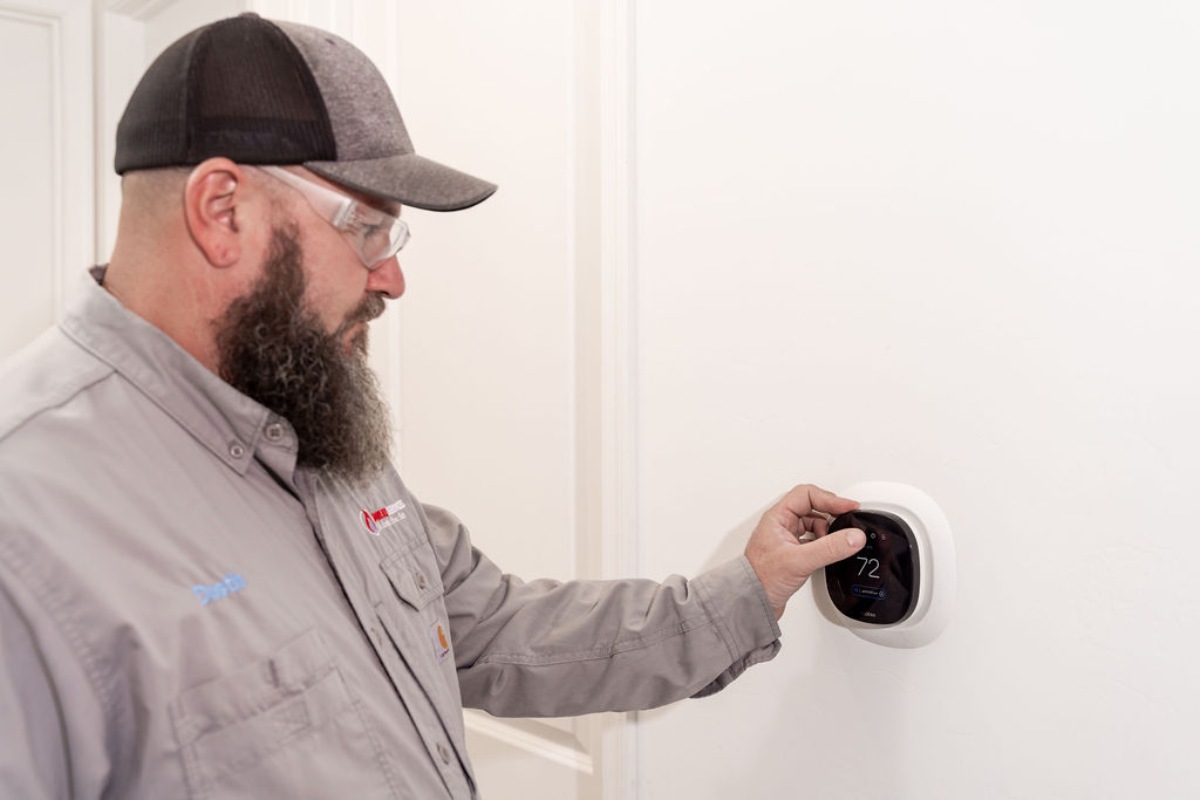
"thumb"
794,528,867,578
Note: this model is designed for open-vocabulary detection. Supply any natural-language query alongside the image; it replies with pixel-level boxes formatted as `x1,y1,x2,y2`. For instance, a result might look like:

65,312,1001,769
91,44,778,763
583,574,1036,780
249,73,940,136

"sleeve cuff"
689,555,783,698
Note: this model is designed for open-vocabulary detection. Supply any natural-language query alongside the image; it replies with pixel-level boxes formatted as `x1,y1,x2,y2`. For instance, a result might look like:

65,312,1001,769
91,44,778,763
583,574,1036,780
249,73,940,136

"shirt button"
415,572,428,590
265,423,285,442
436,743,451,765
228,441,246,459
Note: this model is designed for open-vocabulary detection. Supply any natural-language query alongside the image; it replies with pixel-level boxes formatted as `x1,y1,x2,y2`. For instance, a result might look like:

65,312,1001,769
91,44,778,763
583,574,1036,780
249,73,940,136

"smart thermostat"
812,481,955,648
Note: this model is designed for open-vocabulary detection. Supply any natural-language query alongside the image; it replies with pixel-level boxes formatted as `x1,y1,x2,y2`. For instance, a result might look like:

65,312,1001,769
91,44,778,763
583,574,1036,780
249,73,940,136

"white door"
0,0,91,359
0,0,244,360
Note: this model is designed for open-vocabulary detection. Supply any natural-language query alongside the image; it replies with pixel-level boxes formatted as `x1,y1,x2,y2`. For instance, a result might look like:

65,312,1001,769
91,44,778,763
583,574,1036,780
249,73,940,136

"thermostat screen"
826,510,918,625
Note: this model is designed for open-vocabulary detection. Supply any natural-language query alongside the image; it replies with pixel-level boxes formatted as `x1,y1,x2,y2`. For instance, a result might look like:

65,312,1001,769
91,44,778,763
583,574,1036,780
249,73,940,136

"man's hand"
744,484,866,619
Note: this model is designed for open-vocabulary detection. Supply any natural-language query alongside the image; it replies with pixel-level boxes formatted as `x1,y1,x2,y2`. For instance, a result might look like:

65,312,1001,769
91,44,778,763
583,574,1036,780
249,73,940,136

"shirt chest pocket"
169,629,397,800
379,540,443,609
375,538,456,677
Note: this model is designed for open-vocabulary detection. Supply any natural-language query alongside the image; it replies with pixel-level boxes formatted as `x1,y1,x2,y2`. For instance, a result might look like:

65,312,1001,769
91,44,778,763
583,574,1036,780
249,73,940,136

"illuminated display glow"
825,510,919,625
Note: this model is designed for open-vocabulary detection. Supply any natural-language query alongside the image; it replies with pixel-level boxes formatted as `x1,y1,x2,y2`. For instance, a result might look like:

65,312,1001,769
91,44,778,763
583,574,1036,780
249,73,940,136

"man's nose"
366,256,405,299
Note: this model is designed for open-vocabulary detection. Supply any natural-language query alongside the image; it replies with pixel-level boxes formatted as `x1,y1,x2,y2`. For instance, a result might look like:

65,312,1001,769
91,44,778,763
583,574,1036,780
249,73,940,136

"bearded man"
0,13,865,799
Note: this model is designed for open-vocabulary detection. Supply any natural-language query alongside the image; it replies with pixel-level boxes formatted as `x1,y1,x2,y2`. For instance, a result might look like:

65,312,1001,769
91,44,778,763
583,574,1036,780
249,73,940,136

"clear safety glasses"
258,166,410,270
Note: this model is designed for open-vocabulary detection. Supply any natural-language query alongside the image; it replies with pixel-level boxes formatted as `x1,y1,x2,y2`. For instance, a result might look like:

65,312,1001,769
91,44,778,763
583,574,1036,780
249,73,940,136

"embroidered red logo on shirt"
360,500,406,535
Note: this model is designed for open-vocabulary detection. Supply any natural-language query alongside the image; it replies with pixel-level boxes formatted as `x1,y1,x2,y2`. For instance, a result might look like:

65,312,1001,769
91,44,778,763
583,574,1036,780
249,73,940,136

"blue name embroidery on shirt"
193,573,247,606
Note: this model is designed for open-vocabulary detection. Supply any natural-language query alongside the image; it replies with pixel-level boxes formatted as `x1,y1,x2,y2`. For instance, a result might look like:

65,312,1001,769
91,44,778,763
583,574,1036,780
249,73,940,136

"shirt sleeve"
0,549,111,800
420,503,782,718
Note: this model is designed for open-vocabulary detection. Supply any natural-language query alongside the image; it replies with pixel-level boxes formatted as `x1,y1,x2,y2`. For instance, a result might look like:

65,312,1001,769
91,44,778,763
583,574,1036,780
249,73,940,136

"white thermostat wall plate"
812,481,956,648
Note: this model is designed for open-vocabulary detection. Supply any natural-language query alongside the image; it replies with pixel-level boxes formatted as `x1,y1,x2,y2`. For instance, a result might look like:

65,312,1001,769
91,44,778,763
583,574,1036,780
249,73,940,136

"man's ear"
183,157,247,267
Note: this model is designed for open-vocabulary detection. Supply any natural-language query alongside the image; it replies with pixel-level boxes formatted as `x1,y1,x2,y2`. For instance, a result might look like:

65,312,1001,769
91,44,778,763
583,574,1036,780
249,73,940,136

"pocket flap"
380,543,443,609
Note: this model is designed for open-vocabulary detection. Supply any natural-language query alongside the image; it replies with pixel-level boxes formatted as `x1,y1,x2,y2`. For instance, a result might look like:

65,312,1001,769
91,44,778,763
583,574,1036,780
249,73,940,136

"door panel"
0,0,91,359
0,12,56,357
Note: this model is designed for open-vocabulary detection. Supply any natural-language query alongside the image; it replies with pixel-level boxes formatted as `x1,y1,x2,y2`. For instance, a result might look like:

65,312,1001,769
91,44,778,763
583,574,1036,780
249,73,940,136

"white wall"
632,1,1200,798
334,1,1200,797
10,1,1196,797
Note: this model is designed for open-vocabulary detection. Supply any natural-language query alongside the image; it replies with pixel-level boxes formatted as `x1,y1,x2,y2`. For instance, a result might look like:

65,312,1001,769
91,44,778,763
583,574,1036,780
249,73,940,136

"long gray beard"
215,227,392,484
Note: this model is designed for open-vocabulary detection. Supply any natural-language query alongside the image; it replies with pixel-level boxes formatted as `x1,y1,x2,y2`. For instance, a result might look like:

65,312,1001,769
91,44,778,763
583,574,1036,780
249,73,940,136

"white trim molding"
465,711,597,775
575,0,640,797
597,2,640,795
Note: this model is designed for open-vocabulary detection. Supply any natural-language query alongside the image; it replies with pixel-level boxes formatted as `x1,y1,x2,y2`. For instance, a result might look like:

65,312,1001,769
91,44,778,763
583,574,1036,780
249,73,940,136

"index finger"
776,484,859,522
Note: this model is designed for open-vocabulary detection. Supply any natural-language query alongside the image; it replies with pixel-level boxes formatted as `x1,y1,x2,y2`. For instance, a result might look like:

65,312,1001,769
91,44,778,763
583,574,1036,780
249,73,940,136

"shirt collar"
59,270,299,484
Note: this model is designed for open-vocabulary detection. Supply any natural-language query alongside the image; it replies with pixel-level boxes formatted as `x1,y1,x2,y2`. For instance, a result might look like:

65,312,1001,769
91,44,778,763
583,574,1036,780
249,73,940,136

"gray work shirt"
0,277,782,799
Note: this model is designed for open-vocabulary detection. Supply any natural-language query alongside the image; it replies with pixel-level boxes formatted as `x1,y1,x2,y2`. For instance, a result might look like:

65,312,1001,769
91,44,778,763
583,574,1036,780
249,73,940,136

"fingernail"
846,529,866,548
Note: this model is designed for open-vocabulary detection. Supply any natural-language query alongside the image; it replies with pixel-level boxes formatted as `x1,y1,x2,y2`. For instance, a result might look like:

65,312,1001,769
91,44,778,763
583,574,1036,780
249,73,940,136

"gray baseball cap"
115,13,496,212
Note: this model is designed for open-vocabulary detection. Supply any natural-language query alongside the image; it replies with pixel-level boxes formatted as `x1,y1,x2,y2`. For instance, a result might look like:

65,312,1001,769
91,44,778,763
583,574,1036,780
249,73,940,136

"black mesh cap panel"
115,14,337,173
114,13,496,211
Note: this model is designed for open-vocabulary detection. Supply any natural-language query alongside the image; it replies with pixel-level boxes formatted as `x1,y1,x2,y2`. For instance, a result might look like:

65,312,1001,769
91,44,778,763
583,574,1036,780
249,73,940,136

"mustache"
335,294,387,337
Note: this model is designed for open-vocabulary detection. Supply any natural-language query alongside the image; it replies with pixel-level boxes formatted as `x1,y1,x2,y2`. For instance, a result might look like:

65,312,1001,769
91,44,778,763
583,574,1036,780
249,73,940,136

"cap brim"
306,153,497,212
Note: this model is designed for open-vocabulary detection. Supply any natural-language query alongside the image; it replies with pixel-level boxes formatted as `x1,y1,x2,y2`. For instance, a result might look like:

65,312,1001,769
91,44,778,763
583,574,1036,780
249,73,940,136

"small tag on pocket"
429,621,450,662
